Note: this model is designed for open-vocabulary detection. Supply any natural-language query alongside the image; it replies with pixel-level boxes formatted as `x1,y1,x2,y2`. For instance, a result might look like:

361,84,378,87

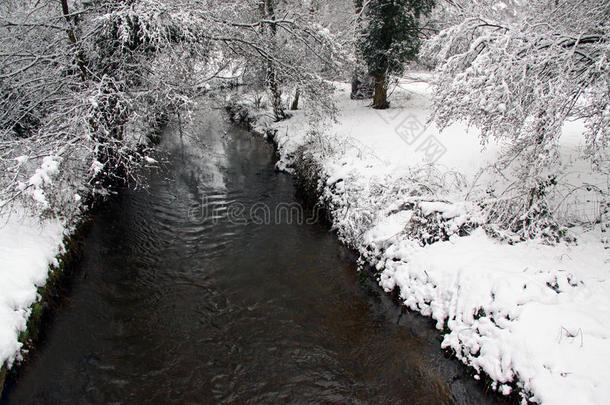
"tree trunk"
60,0,87,81
351,0,373,100
290,88,300,110
268,66,285,121
372,74,389,109
262,0,285,121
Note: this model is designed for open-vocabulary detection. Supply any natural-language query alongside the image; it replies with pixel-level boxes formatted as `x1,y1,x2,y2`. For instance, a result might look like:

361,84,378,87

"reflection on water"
1,109,507,404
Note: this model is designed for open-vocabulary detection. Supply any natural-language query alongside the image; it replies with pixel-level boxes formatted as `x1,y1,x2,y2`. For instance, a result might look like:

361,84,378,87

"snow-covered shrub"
482,176,575,244
0,0,195,216
292,139,328,210
317,162,473,250
405,201,478,246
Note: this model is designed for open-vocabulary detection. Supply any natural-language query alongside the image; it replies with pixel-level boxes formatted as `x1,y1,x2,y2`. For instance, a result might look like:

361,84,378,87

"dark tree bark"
372,74,389,109
290,88,300,110
261,0,285,121
60,0,88,81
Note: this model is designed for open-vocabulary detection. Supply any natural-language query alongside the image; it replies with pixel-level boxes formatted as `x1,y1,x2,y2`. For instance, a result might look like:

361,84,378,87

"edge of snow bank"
0,217,87,396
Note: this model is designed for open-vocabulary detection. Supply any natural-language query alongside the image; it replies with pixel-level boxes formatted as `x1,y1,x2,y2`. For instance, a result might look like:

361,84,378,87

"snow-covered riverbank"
0,209,67,383
227,75,609,405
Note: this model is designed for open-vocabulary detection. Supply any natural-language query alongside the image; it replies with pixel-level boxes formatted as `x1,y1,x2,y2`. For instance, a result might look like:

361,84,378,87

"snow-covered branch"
424,0,609,240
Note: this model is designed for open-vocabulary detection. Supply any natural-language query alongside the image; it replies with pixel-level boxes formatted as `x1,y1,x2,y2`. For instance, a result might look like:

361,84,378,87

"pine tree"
359,0,434,109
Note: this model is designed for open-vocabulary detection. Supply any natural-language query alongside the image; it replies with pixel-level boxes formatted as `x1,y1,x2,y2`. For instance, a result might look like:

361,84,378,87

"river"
1,109,505,404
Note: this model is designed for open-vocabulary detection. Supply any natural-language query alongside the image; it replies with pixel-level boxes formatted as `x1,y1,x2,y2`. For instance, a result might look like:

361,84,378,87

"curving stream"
1,109,506,404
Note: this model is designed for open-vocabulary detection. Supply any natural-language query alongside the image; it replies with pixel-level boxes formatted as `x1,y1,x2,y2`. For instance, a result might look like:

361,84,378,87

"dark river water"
1,110,505,404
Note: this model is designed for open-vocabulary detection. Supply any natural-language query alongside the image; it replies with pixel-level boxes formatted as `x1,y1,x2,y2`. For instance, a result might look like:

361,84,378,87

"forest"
1,0,607,238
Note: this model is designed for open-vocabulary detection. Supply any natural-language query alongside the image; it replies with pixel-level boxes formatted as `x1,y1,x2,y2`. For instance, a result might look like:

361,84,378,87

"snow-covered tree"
0,0,215,215
235,0,346,119
0,0,344,217
425,0,609,240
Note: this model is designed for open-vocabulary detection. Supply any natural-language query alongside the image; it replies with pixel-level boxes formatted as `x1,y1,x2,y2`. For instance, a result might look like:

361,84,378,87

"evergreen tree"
359,0,434,109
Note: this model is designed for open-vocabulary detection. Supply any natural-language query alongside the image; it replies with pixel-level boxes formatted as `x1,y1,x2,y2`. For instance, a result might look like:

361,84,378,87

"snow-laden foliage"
0,0,209,217
0,0,344,219
234,0,348,121
425,0,609,241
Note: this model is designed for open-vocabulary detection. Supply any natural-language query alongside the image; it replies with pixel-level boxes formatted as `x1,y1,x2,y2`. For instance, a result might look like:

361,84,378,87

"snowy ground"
0,209,66,370
229,74,610,404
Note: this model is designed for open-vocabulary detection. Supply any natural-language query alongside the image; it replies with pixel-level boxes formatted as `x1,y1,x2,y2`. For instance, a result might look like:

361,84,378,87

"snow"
26,156,61,208
90,159,104,176
0,208,66,369
28,156,60,188
379,227,609,405
234,72,610,404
